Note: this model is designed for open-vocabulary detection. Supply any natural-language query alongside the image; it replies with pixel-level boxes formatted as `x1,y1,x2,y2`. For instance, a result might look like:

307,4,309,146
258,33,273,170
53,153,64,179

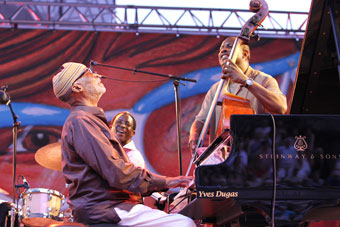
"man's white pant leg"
115,204,196,227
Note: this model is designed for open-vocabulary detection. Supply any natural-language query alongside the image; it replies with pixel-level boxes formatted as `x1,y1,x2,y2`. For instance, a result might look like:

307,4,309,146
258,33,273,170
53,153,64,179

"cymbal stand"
1,86,20,227
10,103,20,227
9,204,17,227
90,61,197,175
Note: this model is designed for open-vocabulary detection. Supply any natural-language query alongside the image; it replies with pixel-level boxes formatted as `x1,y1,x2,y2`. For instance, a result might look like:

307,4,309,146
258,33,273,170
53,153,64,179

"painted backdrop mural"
0,29,301,201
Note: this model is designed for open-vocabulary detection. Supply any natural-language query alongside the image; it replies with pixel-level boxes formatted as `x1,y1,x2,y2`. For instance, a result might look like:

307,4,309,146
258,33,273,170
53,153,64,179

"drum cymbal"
35,142,62,172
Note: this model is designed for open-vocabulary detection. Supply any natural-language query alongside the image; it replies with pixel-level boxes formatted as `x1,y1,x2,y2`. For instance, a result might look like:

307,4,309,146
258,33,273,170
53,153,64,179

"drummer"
110,111,145,169
52,62,195,226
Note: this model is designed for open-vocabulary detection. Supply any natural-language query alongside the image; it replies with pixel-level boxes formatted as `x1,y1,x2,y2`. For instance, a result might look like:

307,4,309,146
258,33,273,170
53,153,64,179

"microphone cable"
269,113,277,227
90,60,190,84
100,76,169,83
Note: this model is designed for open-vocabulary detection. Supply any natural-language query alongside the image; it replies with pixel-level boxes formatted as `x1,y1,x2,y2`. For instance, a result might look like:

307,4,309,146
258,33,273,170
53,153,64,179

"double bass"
185,0,269,176
169,0,269,217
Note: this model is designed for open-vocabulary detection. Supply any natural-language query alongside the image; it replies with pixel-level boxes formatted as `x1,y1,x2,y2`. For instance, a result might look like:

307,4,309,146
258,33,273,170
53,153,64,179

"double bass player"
188,36,287,153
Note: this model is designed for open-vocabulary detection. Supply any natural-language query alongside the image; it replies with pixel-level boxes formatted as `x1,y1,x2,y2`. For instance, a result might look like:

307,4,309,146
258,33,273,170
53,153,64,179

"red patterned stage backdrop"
0,29,301,200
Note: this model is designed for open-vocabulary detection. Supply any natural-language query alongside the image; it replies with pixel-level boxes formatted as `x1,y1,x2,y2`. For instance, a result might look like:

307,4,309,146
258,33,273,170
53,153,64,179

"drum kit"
2,142,73,227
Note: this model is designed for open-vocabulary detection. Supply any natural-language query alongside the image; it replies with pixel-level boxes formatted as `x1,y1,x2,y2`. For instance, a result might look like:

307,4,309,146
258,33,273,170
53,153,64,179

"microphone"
89,61,107,79
90,60,97,72
221,55,230,78
22,176,30,189
90,60,94,72
0,89,10,105
222,55,229,65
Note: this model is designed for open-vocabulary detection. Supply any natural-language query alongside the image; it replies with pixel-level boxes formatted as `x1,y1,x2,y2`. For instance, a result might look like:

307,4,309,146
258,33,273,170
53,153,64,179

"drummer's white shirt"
123,141,146,169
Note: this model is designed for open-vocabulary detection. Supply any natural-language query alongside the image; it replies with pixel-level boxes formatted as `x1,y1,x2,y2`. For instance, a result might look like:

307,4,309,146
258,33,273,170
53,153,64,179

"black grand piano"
179,0,340,226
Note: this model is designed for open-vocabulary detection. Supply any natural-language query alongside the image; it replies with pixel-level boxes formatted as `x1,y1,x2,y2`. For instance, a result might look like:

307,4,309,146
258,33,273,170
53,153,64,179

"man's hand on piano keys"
165,176,194,188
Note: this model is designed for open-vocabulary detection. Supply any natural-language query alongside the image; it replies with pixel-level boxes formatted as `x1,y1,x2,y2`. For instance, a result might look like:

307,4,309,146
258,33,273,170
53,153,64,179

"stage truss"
0,1,309,39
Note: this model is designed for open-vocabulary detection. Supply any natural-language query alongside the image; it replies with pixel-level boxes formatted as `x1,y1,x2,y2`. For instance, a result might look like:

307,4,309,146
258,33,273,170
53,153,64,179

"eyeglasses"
73,68,94,84
78,68,93,79
73,68,106,85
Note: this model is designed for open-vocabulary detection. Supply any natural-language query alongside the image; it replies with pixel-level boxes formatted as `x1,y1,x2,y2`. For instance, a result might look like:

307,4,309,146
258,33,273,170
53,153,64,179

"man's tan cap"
52,62,87,101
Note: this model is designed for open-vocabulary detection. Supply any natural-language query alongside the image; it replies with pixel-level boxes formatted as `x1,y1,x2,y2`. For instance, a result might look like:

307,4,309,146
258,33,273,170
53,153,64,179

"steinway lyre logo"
294,135,308,151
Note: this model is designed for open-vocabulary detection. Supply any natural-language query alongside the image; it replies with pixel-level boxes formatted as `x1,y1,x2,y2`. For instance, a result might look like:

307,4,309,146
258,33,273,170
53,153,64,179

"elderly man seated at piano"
52,62,196,227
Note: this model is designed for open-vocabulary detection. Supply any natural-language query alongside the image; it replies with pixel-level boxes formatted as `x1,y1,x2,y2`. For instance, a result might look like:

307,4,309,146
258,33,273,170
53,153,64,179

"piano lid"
290,0,340,114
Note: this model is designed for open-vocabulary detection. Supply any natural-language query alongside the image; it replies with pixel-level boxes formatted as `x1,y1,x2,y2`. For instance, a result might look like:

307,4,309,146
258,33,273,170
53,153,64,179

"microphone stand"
91,61,196,175
9,101,20,203
1,86,20,227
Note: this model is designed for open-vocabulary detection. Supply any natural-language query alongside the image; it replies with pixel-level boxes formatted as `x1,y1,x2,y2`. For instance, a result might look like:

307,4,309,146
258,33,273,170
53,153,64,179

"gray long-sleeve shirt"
61,105,166,224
